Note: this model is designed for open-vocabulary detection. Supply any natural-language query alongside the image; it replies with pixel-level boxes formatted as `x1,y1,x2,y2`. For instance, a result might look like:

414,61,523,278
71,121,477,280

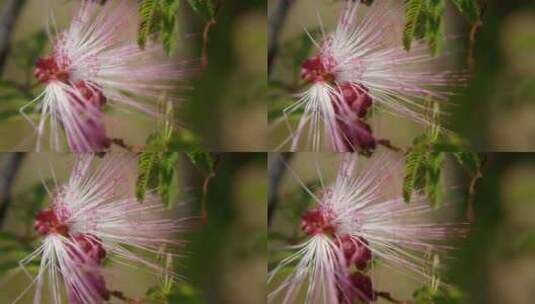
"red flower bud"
335,235,372,270
337,118,376,154
301,207,336,236
301,54,336,83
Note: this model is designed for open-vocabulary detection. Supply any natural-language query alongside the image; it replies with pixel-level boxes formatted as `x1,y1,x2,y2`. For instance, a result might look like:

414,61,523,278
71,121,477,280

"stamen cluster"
300,205,376,303
34,56,70,83
301,54,377,154
34,53,111,150
34,205,110,302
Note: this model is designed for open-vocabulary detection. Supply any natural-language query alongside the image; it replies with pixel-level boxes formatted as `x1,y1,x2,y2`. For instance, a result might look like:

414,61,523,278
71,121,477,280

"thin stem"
199,153,221,224
200,0,224,70
111,138,141,153
0,153,25,228
109,290,142,304
0,0,26,74
267,152,292,229
466,154,486,221
375,291,413,304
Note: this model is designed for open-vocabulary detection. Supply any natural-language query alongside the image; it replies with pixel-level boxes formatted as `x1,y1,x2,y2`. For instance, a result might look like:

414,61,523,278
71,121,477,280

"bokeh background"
268,0,535,151
0,152,267,304
0,0,267,151
268,152,535,304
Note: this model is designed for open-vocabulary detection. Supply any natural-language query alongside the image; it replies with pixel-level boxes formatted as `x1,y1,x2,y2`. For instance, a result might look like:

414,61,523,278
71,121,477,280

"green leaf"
403,0,426,51
450,0,480,22
403,132,445,207
167,129,202,150
159,0,181,55
425,151,444,208
453,151,481,174
424,0,445,55
186,0,215,20
186,151,214,175
158,151,180,207
136,151,159,202
403,0,448,54
403,147,425,203
138,0,162,48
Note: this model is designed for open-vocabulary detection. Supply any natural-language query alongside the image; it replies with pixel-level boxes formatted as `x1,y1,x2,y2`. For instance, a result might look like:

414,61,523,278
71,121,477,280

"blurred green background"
0,152,267,304
268,152,535,304
0,0,267,151
268,0,535,151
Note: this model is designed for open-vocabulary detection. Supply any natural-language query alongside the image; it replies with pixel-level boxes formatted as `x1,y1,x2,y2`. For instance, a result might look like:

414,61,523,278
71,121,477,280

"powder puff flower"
15,155,184,303
280,0,464,152
24,0,187,152
268,153,466,303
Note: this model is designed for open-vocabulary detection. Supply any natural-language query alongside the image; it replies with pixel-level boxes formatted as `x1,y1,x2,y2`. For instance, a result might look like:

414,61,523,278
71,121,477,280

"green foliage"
0,81,27,120
138,0,182,55
11,183,48,222
413,285,464,304
403,0,480,54
268,30,319,123
168,128,203,150
403,134,445,207
14,30,47,70
165,281,204,303
160,0,182,55
280,29,319,72
0,31,48,120
186,150,214,175
403,0,426,51
403,134,482,208
186,0,215,20
136,100,181,206
0,231,39,276
138,0,162,50
137,0,216,55
403,100,481,207
136,148,180,207
136,100,212,207
136,150,159,202
425,0,445,55
450,0,480,22
453,151,481,174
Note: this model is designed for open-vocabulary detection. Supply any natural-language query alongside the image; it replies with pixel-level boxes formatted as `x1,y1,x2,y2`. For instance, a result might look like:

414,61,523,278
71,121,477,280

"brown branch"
465,155,486,222
467,21,482,73
0,153,25,228
467,0,489,72
109,290,143,304
111,138,142,153
377,139,404,153
268,152,293,229
199,153,221,224
375,291,413,304
0,0,26,74
268,0,295,78
200,0,223,70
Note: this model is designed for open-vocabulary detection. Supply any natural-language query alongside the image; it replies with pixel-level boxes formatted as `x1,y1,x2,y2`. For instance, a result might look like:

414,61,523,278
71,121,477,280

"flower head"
268,153,466,303
281,0,464,152
25,0,187,152
16,155,184,303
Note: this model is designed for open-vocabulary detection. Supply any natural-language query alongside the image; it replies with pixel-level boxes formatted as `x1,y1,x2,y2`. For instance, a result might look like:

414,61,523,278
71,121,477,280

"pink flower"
268,153,467,303
24,0,187,152
16,155,184,303
279,0,465,152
